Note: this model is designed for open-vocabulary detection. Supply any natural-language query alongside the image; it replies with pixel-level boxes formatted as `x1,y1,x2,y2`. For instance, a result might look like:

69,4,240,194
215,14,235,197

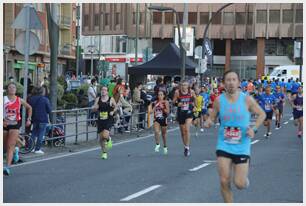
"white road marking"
203,160,216,163
284,121,289,125
11,127,179,168
189,163,211,172
251,140,260,145
120,185,162,201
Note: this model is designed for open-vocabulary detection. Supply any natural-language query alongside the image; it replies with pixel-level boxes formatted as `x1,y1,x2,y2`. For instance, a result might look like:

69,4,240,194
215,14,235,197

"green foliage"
62,92,78,105
286,44,294,62
76,83,90,95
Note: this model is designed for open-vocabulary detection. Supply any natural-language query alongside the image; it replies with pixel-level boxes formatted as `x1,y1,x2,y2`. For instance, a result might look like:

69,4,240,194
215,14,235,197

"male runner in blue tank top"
204,70,266,203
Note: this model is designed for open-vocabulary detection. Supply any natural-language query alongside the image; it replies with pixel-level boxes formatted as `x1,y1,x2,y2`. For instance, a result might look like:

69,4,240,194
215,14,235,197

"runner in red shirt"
3,82,32,176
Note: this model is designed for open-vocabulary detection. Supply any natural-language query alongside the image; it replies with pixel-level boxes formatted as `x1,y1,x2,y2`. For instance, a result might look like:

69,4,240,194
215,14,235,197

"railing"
45,102,177,146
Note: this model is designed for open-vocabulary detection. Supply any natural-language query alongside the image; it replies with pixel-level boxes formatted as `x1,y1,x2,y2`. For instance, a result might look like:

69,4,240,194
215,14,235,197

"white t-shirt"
87,85,97,102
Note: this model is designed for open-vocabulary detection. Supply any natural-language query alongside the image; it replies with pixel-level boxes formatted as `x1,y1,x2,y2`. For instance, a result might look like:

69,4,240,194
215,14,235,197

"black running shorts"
265,111,273,120
216,150,250,164
154,117,167,127
97,120,112,133
177,111,193,125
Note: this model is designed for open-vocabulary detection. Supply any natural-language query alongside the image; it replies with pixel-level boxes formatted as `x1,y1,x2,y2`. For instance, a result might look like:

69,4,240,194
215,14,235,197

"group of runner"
3,72,303,203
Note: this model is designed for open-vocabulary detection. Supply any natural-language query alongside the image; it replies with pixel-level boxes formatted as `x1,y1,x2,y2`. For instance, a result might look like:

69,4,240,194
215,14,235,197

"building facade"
3,3,77,85
81,3,303,79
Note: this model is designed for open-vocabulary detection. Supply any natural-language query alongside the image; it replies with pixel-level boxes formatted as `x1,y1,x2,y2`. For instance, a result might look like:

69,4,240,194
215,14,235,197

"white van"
269,65,301,82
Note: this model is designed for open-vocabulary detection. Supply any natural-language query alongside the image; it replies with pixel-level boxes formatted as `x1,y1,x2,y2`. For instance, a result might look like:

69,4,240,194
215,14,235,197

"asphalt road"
3,105,303,203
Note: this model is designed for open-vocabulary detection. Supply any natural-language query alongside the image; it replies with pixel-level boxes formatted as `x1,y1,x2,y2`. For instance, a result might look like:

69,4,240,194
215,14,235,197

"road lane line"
11,127,179,168
203,160,216,163
284,121,289,125
120,185,162,201
251,140,260,145
189,163,211,172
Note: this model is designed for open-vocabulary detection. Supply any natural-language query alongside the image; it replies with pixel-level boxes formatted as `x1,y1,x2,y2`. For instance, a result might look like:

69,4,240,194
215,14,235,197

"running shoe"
106,137,113,149
184,148,190,157
268,132,272,135
163,147,168,155
154,144,160,152
13,147,19,163
3,167,11,176
34,150,45,154
200,128,204,132
195,132,198,137
101,152,108,159
264,133,270,139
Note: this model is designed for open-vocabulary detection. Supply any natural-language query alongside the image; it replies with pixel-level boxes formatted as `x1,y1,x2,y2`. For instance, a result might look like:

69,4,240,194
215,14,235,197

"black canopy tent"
128,42,198,76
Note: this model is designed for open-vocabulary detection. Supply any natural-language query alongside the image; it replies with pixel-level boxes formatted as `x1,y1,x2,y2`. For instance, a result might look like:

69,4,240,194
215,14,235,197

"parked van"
269,65,301,82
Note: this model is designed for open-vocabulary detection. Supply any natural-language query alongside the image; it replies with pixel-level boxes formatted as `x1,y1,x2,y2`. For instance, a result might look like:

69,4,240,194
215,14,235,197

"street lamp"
87,45,97,77
148,5,186,81
201,3,233,69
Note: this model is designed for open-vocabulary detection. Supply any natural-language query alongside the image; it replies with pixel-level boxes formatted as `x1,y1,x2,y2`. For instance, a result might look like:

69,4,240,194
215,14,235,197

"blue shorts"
201,109,208,115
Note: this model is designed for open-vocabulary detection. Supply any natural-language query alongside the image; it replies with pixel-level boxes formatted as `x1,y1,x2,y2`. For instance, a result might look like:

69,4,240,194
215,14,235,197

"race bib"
296,105,303,111
224,127,242,144
155,109,163,118
265,103,271,111
181,102,189,111
6,110,18,125
99,111,108,120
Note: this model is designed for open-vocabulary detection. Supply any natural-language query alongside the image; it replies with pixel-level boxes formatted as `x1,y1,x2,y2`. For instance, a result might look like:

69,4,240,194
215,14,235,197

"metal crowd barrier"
46,101,177,146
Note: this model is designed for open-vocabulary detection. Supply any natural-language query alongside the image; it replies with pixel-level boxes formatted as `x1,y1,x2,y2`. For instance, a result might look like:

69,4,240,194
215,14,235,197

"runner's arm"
92,97,100,112
20,99,32,121
247,95,266,131
191,90,197,109
204,98,220,128
172,90,182,107
290,94,297,108
164,101,170,114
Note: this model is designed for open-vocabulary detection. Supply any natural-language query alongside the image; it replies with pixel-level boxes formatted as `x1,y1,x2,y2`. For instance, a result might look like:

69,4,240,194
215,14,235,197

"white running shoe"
200,128,204,132
34,150,45,154
154,144,160,152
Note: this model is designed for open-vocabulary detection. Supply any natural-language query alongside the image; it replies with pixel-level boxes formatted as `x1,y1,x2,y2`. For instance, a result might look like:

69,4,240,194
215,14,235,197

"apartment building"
81,3,303,79
3,3,77,84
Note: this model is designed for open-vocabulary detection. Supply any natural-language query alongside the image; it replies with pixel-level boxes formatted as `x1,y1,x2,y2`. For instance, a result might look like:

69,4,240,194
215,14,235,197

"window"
295,9,303,23
84,14,89,26
256,10,267,23
247,12,253,24
94,13,99,26
188,12,197,24
104,13,109,26
236,12,246,24
282,9,293,23
165,12,173,24
153,12,162,24
211,12,221,24
269,10,280,23
282,70,287,75
200,12,209,24
115,13,120,25
178,12,184,24
223,12,234,25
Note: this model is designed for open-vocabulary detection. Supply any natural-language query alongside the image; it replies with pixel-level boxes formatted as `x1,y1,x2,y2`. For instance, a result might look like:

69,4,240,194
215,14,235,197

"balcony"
59,16,71,29
59,44,72,56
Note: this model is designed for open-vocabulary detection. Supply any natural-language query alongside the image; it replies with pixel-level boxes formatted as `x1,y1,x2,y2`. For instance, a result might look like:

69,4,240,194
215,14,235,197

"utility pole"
46,3,60,123
135,3,139,66
76,4,80,78
181,3,188,81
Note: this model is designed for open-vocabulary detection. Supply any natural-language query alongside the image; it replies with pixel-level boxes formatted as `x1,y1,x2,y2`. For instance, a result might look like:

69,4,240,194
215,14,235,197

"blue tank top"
217,92,251,155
